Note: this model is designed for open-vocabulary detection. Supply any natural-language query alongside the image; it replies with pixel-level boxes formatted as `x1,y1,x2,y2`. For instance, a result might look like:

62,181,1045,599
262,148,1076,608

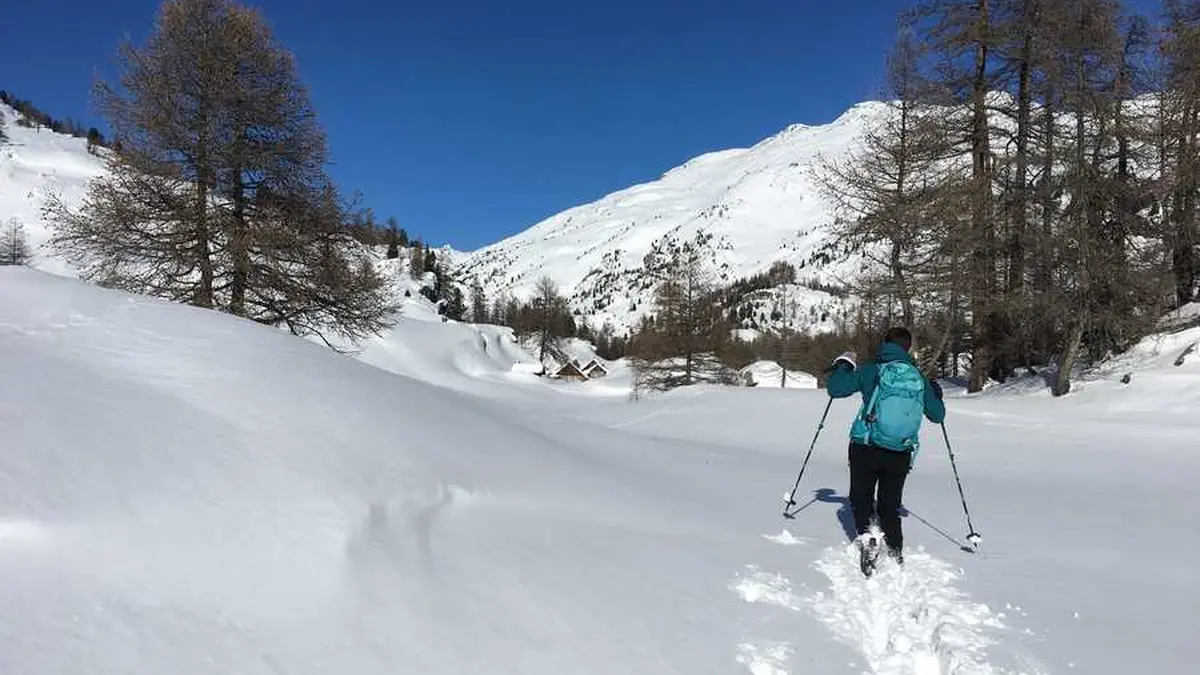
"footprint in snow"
729,565,803,674
730,564,803,612
762,529,810,546
808,542,1021,675
736,641,793,675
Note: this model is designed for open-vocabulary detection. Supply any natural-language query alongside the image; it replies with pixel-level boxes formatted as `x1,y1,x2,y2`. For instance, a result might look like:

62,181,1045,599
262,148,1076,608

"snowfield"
2,266,1197,674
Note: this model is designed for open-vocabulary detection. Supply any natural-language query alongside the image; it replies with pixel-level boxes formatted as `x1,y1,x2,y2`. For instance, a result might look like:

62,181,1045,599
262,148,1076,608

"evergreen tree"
423,246,438,274
85,127,104,154
0,218,32,265
470,280,488,323
409,240,425,279
386,217,400,259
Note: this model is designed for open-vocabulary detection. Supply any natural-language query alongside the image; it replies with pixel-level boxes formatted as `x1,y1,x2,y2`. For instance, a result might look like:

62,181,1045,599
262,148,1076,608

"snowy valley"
2,262,1199,675
4,85,1200,675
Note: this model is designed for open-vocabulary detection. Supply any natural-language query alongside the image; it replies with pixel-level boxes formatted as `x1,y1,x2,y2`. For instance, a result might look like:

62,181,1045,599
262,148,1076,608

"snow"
3,265,1198,674
455,103,878,335
741,360,818,389
0,103,106,277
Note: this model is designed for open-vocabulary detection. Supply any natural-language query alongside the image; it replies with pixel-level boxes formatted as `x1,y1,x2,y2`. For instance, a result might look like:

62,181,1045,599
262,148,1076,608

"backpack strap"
855,362,885,445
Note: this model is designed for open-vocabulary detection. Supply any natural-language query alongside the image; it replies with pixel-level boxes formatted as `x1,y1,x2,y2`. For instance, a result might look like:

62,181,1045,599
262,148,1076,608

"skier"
826,327,945,573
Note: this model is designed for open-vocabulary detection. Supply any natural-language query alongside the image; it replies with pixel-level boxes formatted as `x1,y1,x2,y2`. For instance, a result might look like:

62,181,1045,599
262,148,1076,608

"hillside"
0,101,107,276
3,265,1198,674
454,103,886,337
1,96,875,342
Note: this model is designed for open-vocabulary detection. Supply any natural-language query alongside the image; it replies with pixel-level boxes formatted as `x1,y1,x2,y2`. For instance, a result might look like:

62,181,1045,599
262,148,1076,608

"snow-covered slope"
1,97,872,338
0,102,106,276
456,103,886,336
3,265,1198,674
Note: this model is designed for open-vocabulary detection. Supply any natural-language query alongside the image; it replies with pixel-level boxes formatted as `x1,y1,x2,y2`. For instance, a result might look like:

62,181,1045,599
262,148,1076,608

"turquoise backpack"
851,360,927,453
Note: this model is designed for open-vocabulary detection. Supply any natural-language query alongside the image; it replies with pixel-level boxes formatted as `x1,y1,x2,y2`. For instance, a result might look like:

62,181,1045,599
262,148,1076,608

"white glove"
833,350,857,370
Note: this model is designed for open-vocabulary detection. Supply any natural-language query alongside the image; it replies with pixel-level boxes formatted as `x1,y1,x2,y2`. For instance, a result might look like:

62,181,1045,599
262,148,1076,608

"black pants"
848,442,911,553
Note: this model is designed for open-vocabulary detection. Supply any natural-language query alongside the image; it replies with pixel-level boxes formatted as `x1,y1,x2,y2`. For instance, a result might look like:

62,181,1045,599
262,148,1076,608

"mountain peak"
456,101,883,336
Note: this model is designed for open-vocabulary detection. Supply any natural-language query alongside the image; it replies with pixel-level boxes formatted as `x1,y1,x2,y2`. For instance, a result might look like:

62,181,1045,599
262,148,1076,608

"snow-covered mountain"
455,102,888,336
2,98,879,339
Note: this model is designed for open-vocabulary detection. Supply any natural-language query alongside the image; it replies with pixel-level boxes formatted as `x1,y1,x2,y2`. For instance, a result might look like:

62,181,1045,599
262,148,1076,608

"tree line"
0,90,109,153
42,0,396,349
814,0,1200,396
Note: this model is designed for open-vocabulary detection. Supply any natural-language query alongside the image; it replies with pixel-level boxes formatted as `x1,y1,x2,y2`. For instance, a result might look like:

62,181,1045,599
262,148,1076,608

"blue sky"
0,0,1162,250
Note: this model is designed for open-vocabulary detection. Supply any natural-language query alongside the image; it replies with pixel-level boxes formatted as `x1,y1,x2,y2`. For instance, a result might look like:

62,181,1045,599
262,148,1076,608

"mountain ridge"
453,101,890,337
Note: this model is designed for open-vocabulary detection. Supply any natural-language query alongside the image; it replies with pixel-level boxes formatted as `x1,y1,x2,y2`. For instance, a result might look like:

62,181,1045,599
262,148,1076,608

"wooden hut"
581,359,608,379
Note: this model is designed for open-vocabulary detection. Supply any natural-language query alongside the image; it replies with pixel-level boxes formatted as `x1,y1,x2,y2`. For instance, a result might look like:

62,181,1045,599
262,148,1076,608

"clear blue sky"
0,0,1162,250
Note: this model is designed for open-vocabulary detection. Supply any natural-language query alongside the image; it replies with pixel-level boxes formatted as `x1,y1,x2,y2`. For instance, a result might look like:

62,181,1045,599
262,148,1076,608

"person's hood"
875,341,912,363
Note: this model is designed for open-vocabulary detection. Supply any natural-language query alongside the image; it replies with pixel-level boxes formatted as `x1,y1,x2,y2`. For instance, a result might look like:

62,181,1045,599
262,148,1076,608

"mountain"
2,97,879,340
455,102,889,337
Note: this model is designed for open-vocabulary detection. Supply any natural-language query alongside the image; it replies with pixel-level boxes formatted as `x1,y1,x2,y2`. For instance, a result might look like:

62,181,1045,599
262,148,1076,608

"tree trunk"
194,169,214,309
967,0,995,393
1036,96,1057,362
229,163,249,317
1010,2,1033,298
1052,317,1086,396
1175,107,1198,305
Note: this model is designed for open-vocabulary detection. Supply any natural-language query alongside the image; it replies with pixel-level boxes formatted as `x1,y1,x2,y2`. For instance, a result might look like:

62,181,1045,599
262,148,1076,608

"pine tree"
424,247,438,275
85,127,103,154
470,280,488,323
44,0,395,345
444,285,466,321
0,218,32,265
386,217,400,259
409,241,425,279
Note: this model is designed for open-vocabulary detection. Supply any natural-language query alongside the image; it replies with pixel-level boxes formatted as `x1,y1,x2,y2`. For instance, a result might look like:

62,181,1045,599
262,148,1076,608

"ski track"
809,541,1021,675
730,532,1034,675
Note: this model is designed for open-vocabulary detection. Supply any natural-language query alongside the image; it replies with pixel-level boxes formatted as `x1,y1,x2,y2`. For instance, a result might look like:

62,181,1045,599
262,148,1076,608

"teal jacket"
827,341,946,437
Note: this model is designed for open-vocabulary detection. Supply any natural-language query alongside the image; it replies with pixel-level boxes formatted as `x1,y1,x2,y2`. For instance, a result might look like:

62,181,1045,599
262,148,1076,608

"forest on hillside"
573,0,1200,395
812,0,1200,396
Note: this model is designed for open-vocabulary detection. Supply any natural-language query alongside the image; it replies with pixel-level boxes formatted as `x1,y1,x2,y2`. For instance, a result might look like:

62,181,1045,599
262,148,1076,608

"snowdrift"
0,268,719,674
740,360,817,389
352,273,631,400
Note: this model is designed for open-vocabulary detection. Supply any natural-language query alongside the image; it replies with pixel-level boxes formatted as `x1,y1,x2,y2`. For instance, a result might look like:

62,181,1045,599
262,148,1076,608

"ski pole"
783,396,833,518
941,422,982,548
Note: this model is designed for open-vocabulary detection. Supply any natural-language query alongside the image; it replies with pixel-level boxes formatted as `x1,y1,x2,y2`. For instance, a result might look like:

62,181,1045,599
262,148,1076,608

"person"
825,327,945,568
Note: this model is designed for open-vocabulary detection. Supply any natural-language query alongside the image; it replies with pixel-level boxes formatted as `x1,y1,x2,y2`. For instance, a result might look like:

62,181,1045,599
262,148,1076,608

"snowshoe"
856,533,881,577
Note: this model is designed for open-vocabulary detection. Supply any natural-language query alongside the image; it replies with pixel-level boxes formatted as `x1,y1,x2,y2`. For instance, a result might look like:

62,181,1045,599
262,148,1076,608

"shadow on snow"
785,487,974,553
